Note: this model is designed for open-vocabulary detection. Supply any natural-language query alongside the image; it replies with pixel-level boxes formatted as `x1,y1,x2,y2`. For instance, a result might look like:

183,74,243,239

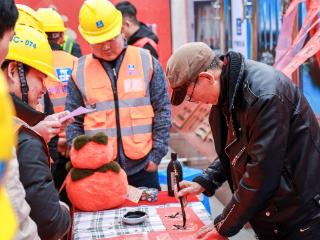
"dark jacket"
14,99,71,240
193,52,320,239
128,22,159,59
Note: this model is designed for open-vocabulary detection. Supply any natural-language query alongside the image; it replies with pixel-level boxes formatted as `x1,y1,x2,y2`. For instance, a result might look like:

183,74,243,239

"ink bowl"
122,210,147,225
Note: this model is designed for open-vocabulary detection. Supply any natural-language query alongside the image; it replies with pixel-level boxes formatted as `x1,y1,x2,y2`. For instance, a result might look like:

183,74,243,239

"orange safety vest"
44,50,77,113
72,46,154,160
133,37,158,53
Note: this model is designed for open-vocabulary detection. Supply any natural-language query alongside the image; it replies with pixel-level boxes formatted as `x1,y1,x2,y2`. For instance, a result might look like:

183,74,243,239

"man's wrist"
193,176,216,196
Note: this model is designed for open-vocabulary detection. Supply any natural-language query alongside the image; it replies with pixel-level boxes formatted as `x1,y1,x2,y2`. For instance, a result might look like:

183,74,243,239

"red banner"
306,0,320,67
283,28,320,77
274,0,304,66
274,0,320,79
274,0,320,71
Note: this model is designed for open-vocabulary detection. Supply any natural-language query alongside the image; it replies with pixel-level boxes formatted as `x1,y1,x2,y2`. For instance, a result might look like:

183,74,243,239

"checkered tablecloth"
72,202,212,240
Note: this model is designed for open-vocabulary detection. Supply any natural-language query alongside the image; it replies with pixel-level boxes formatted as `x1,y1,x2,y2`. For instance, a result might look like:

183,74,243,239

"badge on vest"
56,67,72,83
128,64,136,75
124,78,144,92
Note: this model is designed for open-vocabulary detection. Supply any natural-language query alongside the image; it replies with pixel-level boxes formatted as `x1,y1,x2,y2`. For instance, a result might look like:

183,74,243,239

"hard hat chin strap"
17,62,29,104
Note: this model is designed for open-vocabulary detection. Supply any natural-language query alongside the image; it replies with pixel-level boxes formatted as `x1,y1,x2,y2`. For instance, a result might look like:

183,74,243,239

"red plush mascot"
66,132,128,211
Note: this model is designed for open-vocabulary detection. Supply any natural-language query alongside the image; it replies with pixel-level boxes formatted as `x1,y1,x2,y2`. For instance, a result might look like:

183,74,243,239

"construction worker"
34,7,82,59
116,1,159,59
37,8,77,114
37,7,77,204
66,0,171,190
12,5,63,169
2,4,42,240
16,4,43,30
2,23,71,240
0,1,19,239
13,4,56,125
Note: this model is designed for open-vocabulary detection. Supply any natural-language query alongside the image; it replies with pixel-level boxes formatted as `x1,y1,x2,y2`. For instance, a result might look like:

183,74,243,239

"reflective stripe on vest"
44,50,77,113
73,46,154,160
63,36,73,54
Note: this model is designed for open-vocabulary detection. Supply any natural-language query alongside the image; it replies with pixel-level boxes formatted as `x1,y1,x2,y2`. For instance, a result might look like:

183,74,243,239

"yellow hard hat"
78,0,122,44
6,25,59,82
0,71,16,160
37,8,66,33
16,4,44,33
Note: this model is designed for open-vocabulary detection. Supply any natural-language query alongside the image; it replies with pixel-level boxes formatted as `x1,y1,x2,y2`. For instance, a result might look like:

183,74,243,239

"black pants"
128,168,161,190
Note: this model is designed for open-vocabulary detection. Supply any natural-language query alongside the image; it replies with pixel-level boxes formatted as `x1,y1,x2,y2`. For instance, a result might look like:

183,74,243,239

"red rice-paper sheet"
99,206,207,240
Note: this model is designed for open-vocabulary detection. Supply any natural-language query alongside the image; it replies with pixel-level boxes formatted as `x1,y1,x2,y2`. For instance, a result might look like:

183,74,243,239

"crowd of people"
0,0,320,240
1,0,169,239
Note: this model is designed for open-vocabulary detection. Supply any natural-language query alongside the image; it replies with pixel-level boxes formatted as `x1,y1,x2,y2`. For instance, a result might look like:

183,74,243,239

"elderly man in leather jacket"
166,42,320,240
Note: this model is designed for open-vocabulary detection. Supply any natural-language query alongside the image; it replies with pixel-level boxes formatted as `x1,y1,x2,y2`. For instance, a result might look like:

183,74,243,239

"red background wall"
15,0,172,68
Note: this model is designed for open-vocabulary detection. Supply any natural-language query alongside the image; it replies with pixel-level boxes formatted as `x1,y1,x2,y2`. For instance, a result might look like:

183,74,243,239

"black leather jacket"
193,55,320,239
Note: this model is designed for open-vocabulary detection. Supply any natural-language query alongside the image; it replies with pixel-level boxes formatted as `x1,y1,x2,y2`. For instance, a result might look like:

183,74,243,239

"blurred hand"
46,111,74,130
32,120,61,143
195,223,227,240
57,135,68,156
33,111,74,143
174,180,205,198
144,161,158,172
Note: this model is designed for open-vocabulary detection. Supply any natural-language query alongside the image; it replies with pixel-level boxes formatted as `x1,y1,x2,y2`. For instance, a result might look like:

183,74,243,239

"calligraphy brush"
174,165,186,228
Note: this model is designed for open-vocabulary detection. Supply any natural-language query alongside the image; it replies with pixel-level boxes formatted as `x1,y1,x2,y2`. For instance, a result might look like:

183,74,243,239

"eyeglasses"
186,78,198,102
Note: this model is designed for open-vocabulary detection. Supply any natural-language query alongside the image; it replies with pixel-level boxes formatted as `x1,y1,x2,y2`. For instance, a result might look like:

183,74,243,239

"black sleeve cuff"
193,176,216,197
214,213,240,237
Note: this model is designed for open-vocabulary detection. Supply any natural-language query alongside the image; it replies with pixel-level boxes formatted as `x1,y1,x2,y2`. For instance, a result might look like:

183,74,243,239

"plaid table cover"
72,202,212,240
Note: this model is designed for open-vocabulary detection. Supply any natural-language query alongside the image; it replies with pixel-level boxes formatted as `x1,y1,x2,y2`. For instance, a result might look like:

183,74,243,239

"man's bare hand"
195,223,228,240
33,111,74,143
32,120,61,143
46,111,74,130
57,135,68,156
174,180,205,198
144,161,158,172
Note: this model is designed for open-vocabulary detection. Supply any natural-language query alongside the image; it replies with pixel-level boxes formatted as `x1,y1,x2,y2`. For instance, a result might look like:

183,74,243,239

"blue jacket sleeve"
65,77,85,148
147,58,172,165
